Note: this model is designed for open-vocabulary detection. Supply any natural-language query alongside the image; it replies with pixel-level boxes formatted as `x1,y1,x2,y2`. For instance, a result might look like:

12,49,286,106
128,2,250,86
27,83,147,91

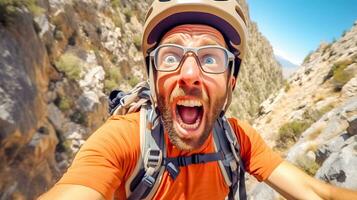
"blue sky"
247,0,357,65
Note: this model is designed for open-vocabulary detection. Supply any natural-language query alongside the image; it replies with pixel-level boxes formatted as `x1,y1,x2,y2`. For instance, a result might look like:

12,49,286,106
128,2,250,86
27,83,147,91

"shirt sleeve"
228,118,283,182
56,113,141,200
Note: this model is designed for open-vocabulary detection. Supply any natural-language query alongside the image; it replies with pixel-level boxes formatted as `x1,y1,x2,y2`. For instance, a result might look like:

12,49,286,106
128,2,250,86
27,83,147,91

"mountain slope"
275,54,299,78
250,21,357,199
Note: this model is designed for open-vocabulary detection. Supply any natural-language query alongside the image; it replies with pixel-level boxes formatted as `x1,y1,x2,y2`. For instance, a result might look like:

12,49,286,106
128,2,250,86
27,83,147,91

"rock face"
0,10,58,199
228,0,283,121
250,21,357,198
0,0,282,198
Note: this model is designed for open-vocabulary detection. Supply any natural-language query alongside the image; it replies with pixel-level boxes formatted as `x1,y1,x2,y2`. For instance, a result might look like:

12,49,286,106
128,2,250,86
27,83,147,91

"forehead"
160,24,227,47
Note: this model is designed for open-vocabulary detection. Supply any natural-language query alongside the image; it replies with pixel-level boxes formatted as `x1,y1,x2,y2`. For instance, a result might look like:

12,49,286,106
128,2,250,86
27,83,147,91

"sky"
247,0,357,65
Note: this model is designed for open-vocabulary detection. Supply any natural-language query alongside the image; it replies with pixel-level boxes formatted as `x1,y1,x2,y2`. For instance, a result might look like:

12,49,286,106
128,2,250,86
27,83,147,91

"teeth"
177,100,202,107
177,114,201,129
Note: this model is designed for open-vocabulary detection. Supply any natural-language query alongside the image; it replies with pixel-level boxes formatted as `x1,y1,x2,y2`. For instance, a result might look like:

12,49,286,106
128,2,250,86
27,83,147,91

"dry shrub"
275,106,333,150
55,53,83,80
332,63,354,91
104,67,122,93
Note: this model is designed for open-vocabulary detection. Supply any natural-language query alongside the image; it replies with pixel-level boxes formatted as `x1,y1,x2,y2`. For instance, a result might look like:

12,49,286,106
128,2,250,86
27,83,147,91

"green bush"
55,53,82,80
62,139,74,158
112,14,123,28
275,107,331,150
284,80,290,92
110,0,120,8
128,76,140,88
70,110,86,124
104,67,122,93
123,7,133,22
276,120,310,150
57,96,72,112
319,104,334,115
0,0,44,16
133,34,141,50
105,67,121,81
332,63,353,90
104,79,118,93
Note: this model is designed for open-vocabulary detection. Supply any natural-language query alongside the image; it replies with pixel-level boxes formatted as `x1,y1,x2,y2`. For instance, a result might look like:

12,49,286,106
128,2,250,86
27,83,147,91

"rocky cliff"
250,21,357,199
0,0,282,199
228,0,283,121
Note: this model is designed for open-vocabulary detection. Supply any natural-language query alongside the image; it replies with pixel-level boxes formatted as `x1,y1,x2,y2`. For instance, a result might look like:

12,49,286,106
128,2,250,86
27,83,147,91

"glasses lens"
155,46,184,71
197,47,227,73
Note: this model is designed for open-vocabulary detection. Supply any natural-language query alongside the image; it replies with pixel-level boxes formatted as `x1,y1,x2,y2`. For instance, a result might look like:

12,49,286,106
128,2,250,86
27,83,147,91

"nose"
178,55,202,88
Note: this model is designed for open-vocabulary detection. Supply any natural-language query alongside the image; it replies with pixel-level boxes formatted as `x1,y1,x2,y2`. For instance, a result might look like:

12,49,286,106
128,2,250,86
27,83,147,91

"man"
40,0,357,199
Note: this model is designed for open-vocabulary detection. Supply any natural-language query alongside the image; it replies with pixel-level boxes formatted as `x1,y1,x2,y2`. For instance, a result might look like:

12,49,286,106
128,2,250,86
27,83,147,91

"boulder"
342,77,357,98
315,132,352,165
347,116,357,135
315,136,357,190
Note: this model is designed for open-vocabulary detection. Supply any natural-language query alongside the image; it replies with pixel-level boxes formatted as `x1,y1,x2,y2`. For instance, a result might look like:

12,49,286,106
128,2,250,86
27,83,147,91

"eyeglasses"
150,44,235,74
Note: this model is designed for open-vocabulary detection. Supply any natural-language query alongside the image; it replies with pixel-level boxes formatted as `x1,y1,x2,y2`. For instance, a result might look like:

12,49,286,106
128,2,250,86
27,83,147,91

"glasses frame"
149,44,235,74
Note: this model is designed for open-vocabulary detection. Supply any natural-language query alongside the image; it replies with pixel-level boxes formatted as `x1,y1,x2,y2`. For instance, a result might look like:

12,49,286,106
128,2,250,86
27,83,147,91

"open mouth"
175,99,204,130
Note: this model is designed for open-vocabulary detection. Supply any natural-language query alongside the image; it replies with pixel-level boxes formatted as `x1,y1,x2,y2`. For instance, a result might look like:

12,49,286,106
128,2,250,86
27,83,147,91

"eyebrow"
198,38,222,46
161,36,184,45
162,37,225,47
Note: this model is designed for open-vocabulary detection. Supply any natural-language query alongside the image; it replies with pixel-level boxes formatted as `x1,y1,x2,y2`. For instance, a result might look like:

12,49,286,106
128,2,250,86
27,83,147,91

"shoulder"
57,112,142,199
73,112,142,175
93,112,141,142
227,117,260,142
227,117,283,181
85,112,141,155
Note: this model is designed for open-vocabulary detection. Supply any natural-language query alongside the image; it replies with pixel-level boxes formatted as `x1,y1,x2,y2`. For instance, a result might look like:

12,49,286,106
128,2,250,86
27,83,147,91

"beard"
157,86,226,151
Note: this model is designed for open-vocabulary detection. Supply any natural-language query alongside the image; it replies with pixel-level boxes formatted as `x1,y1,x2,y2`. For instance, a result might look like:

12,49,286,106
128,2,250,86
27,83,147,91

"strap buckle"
192,154,200,164
144,148,162,172
177,156,186,166
142,174,156,188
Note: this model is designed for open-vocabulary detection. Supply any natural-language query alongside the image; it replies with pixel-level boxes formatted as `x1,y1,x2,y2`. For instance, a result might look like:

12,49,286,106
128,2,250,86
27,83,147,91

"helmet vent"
235,6,247,25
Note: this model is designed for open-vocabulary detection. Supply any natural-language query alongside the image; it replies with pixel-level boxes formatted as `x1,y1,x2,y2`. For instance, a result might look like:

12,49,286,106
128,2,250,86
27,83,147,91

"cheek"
202,75,228,100
156,72,176,99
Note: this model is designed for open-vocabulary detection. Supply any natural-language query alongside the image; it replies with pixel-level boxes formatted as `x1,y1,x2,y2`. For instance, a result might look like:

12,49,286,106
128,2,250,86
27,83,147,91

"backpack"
108,81,247,200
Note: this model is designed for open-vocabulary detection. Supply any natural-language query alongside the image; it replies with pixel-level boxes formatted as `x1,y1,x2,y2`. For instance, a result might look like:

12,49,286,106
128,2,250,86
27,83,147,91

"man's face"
155,24,236,151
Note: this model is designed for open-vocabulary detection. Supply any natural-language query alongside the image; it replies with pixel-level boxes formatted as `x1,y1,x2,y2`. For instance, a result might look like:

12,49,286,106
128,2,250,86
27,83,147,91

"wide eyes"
202,56,217,65
152,44,232,74
163,55,180,65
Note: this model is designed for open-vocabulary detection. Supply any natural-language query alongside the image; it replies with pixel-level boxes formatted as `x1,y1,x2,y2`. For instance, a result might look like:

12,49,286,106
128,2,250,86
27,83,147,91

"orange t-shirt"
57,112,282,199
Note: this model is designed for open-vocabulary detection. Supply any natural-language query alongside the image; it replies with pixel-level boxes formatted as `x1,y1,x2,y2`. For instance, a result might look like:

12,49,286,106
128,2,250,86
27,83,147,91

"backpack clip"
144,148,163,172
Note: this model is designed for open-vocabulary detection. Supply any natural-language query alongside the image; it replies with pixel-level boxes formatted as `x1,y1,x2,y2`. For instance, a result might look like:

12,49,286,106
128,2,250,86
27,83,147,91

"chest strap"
163,152,225,180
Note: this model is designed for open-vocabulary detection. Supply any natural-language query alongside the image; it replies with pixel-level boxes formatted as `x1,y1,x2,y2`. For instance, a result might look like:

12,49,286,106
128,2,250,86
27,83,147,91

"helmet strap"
148,58,158,109
222,61,235,113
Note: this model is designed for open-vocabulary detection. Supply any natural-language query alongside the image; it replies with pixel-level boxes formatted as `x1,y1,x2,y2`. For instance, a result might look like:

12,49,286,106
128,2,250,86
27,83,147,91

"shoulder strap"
213,116,247,200
125,105,166,200
109,81,151,115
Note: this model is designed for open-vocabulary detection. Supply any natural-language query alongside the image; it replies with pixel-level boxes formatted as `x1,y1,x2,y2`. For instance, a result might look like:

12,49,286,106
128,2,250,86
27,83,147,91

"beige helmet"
142,0,248,78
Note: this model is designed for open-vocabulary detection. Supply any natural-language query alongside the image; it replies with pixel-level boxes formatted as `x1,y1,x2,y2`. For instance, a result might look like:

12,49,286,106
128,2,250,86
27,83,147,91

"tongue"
178,106,200,124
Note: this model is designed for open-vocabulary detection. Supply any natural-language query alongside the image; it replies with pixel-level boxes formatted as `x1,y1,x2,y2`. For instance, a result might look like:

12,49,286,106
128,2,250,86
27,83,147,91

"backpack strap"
213,116,247,200
109,81,151,115
125,105,166,200
163,152,225,180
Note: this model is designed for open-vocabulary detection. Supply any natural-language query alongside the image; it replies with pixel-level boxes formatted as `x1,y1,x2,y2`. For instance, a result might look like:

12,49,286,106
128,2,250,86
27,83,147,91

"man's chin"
169,119,210,151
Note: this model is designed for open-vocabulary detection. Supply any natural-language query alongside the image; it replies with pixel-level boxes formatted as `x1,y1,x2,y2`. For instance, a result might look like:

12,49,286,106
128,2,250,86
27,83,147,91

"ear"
230,76,236,91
